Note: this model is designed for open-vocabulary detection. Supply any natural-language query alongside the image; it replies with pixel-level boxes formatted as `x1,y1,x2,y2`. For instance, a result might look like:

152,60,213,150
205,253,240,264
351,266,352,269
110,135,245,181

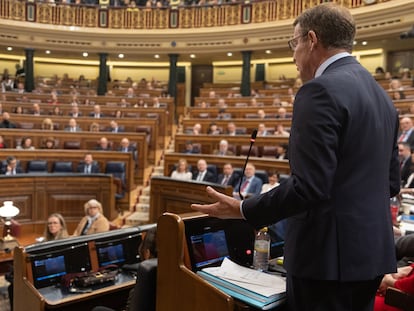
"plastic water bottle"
253,227,270,271
390,196,400,225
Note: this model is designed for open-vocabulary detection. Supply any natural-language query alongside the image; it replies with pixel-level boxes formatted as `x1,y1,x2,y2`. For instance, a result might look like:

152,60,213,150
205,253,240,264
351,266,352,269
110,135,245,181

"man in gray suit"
192,3,400,311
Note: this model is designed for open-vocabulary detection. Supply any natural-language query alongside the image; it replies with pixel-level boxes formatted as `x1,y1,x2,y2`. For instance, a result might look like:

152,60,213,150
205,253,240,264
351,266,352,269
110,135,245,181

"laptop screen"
189,229,229,270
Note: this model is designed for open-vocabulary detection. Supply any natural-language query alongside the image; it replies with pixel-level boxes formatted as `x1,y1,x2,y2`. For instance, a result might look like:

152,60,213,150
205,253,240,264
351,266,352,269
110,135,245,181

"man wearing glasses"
193,3,399,310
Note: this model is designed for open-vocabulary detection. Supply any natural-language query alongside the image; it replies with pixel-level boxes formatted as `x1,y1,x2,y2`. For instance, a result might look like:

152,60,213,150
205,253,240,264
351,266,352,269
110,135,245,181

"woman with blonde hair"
41,118,54,130
89,122,100,132
72,199,110,236
170,158,192,181
44,213,69,241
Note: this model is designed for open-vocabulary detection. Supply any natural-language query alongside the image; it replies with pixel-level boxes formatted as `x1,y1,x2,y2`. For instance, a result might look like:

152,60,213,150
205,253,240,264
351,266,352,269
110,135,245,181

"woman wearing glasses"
43,213,69,241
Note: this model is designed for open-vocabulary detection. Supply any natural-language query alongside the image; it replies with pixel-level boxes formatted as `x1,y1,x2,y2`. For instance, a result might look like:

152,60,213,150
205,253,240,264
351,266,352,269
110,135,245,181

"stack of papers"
197,258,286,310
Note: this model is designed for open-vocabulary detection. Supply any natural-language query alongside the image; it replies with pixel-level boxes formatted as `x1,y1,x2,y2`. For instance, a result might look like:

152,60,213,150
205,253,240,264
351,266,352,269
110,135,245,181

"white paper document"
202,257,286,298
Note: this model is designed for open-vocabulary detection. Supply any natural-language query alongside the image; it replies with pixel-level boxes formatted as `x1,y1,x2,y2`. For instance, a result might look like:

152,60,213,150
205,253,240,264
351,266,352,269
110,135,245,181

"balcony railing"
0,0,391,29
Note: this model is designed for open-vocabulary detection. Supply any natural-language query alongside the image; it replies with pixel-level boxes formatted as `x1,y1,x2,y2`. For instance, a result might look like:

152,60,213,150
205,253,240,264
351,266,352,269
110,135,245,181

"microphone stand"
239,129,258,200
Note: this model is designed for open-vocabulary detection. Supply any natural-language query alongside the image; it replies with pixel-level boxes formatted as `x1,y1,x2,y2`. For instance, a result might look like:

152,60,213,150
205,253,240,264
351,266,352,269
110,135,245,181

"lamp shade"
0,201,20,218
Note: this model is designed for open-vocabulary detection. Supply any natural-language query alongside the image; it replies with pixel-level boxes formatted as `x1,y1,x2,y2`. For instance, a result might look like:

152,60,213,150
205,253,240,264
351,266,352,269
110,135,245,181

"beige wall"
34,61,99,80
0,57,23,78
110,65,169,82
213,64,243,83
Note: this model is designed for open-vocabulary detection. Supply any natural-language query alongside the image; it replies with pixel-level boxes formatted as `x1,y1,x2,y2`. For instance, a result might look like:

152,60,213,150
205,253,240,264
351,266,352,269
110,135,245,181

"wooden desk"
157,212,257,310
13,227,145,311
0,234,38,275
149,176,233,223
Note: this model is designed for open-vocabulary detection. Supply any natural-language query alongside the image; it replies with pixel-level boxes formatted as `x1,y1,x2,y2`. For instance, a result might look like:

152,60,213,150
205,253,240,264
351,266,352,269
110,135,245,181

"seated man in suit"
217,163,239,188
399,117,414,150
118,137,137,161
96,137,112,151
1,156,24,175
77,153,100,174
68,105,82,118
89,104,105,118
192,159,217,183
233,163,262,200
213,139,234,156
399,142,413,186
64,118,82,132
0,112,17,128
108,120,124,133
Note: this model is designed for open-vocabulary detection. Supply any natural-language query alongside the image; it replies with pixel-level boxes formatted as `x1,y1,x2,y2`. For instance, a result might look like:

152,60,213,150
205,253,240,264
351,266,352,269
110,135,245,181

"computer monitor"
29,242,91,289
97,243,126,267
185,217,256,271
188,229,229,271
94,232,142,267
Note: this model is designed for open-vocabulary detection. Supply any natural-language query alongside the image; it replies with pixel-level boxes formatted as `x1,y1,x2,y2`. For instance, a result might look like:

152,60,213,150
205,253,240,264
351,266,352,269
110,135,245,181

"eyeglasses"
288,33,307,51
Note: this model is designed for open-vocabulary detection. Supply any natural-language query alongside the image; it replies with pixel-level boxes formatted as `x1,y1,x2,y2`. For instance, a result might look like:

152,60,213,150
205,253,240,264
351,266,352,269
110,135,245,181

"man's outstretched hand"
191,186,243,219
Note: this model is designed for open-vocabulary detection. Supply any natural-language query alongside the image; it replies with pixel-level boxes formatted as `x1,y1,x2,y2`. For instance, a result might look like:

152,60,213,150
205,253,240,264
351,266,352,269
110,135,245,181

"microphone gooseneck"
239,129,258,200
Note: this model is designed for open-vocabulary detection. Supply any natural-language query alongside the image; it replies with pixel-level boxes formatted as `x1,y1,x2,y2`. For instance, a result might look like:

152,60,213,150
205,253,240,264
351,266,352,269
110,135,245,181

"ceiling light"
353,40,357,45
82,52,88,57
118,53,124,59
227,52,233,57
190,54,196,58
154,54,160,59
45,50,51,54
362,41,368,46
6,47,12,51
265,50,271,54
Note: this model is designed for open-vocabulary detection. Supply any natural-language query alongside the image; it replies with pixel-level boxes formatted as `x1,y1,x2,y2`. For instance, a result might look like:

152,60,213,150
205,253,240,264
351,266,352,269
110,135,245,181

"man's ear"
307,30,318,50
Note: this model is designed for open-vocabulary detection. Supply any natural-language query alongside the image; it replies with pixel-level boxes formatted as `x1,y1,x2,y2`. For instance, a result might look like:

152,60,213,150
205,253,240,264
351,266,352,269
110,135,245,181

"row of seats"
188,144,286,158
1,160,126,177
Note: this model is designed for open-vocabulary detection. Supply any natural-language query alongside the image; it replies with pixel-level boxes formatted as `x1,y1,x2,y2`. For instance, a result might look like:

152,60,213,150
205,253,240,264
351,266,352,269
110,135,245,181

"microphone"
238,129,258,200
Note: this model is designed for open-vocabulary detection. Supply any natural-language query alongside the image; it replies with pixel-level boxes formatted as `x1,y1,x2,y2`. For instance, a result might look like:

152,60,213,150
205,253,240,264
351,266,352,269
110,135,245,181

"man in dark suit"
399,142,412,186
89,105,104,118
118,137,137,161
1,156,24,175
108,120,124,133
0,112,17,128
96,137,112,151
398,116,414,150
77,153,100,174
217,163,239,188
192,159,216,183
192,4,400,311
68,106,82,118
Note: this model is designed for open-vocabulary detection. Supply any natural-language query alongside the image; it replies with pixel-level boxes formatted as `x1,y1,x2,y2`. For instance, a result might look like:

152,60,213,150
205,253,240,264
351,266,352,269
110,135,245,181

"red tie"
399,132,407,142
241,180,249,192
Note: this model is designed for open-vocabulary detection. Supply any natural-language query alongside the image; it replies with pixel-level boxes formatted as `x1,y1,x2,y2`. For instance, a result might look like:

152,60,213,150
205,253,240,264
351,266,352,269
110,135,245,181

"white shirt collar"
315,52,351,78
